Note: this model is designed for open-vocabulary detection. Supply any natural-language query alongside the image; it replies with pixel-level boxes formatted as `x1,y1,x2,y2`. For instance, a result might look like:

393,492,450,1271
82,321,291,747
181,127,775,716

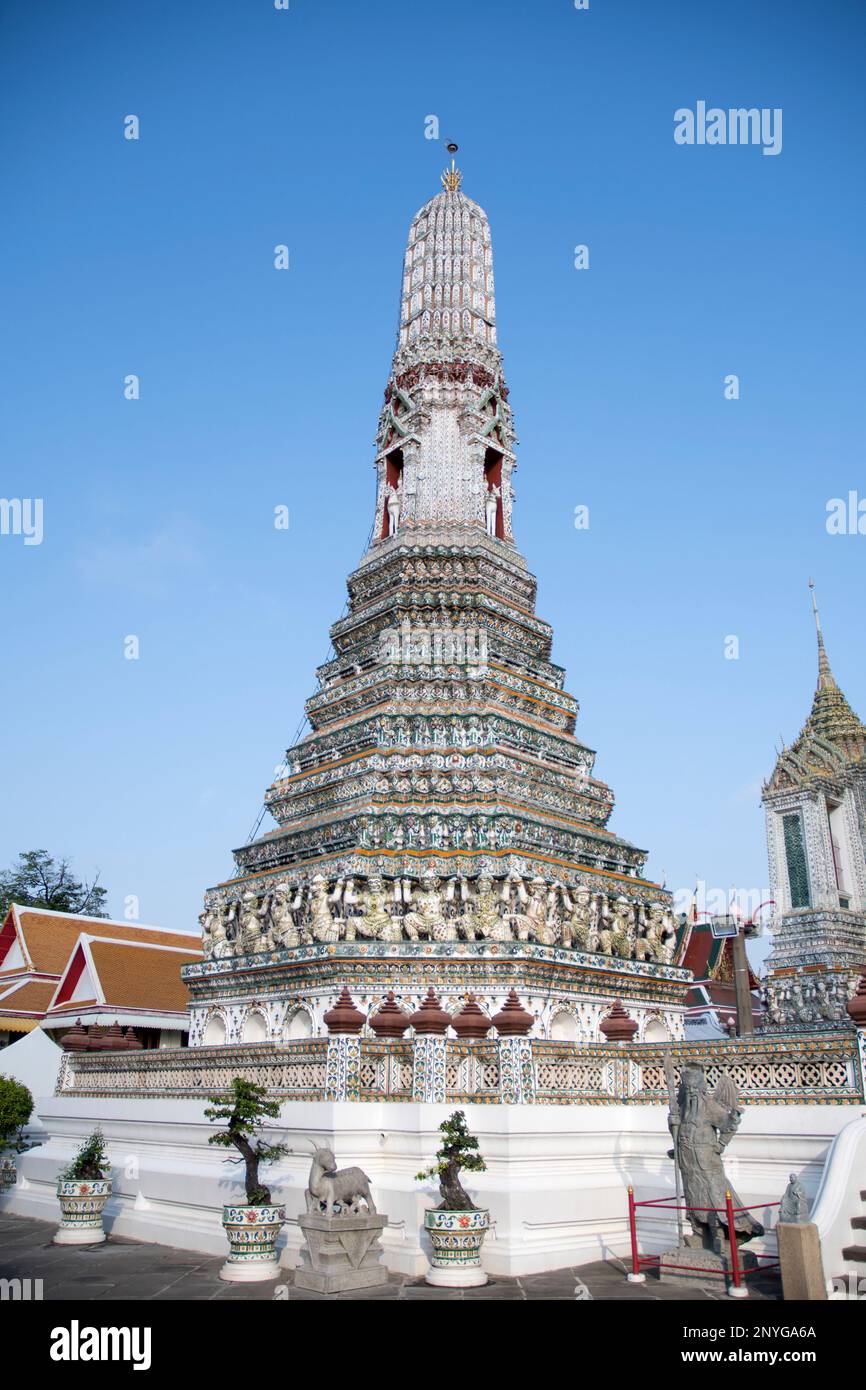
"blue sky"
1,1,863,966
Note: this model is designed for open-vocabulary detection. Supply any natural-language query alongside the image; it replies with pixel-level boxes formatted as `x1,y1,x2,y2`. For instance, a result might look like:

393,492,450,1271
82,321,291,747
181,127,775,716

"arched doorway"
286,1008,314,1039
203,1014,227,1046
549,1010,579,1042
242,1011,268,1043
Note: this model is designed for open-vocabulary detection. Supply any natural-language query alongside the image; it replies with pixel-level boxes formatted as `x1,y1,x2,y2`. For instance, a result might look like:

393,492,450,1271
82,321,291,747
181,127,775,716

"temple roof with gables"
46,936,200,1019
0,905,201,1036
765,583,866,794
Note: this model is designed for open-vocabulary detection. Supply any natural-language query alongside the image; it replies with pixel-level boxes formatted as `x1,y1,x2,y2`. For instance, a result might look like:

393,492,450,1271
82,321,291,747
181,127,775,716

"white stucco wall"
1,1093,857,1279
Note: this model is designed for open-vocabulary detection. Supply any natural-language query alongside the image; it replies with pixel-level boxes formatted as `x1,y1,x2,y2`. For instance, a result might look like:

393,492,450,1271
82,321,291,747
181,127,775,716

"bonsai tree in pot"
0,1075,33,1191
416,1109,489,1287
54,1128,112,1245
205,1077,289,1282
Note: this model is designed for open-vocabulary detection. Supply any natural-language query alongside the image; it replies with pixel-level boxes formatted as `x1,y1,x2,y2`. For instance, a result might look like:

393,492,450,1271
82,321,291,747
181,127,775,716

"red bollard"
726,1190,748,1299
626,1185,646,1283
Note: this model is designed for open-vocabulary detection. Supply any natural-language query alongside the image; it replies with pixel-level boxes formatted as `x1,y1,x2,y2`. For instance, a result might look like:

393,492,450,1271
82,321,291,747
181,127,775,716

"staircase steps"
851,1216,866,1230
841,1245,866,1263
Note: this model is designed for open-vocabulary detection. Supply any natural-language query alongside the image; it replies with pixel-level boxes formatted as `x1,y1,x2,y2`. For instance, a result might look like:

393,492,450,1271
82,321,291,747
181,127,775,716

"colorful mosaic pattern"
325,1036,362,1102
498,1037,536,1104
55,1179,112,1235
221,1204,285,1267
58,1029,866,1105
425,1208,489,1270
412,1036,447,1103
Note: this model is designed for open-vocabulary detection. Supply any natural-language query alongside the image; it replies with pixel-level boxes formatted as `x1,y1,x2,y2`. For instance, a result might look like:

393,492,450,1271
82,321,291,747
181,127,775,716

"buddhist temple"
762,583,866,1028
0,905,200,1049
6,168,864,1291
186,162,690,1047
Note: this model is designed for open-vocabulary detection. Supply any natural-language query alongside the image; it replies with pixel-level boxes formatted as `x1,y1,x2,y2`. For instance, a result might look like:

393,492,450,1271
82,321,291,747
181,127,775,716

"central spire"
192,169,682,1050
372,172,515,543
396,176,497,356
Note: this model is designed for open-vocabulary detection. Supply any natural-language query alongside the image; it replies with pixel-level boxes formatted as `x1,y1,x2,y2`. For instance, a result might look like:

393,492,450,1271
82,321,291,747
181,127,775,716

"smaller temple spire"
808,578,837,692
765,583,866,789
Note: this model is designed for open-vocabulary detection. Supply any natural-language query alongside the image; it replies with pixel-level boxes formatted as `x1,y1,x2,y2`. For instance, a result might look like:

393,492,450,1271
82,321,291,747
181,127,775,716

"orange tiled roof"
9,907,200,976
47,939,200,1015
0,978,57,1014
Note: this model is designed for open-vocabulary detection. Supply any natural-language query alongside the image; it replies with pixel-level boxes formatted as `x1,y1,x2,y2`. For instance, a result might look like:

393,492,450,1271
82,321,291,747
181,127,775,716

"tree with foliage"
205,1078,289,1206
0,850,108,919
61,1129,109,1181
416,1109,487,1211
0,1076,33,1155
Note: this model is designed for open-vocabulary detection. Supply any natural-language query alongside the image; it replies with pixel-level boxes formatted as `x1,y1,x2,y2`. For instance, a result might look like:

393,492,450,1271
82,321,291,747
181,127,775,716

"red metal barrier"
628,1186,641,1278
626,1190,781,1296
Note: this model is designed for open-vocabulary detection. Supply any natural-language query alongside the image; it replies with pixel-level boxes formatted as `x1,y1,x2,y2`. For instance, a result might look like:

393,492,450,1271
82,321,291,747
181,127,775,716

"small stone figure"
270,881,303,948
356,874,397,941
633,922,654,963
239,892,266,952
526,875,556,945
779,1173,810,1224
198,906,219,957
503,869,531,940
386,480,402,535
659,905,679,963
308,874,340,944
612,896,635,958
593,896,616,955
468,872,510,941
485,483,500,538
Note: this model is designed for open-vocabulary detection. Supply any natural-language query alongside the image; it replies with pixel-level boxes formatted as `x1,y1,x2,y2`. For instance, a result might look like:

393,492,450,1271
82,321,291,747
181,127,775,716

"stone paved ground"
0,1212,780,1301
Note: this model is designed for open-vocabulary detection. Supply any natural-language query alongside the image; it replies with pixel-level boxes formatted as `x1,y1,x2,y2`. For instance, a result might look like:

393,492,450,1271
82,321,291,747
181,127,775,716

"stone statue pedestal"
295,1211,389,1294
659,1239,758,1294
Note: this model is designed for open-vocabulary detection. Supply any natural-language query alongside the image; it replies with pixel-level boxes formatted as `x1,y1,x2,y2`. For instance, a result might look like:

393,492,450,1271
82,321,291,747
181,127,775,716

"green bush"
61,1129,109,1181
416,1109,486,1211
0,1075,34,1154
205,1077,288,1205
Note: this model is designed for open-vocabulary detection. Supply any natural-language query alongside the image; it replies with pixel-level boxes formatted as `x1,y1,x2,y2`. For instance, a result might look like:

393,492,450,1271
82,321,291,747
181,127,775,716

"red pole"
625,1189,647,1284
726,1190,747,1298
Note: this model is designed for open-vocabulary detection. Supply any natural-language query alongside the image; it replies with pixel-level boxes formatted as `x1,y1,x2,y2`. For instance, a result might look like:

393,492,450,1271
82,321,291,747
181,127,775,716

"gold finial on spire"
441,140,462,192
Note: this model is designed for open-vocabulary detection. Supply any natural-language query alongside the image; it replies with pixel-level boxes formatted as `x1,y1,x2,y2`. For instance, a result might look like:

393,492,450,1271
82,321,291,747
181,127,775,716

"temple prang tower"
186,163,690,1046
762,582,866,1028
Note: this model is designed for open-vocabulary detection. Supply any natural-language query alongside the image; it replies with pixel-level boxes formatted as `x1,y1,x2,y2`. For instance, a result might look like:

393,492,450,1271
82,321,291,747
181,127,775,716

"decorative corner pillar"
856,1032,866,1103
56,1051,75,1095
497,1036,536,1105
411,1035,447,1103
847,970,866,1101
325,1035,362,1102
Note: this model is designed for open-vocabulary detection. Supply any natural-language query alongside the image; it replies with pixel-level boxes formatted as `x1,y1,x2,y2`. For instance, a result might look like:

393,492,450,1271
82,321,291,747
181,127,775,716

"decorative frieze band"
57,1030,865,1106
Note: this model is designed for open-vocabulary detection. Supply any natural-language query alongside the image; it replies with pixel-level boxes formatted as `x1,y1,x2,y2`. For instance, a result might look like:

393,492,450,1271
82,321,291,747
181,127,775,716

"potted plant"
416,1109,489,1287
205,1077,289,1282
54,1129,112,1244
0,1075,33,1192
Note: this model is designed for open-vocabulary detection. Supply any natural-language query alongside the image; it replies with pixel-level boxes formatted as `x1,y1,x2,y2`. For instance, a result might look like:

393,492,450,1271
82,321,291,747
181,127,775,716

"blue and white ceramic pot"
424,1207,489,1287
